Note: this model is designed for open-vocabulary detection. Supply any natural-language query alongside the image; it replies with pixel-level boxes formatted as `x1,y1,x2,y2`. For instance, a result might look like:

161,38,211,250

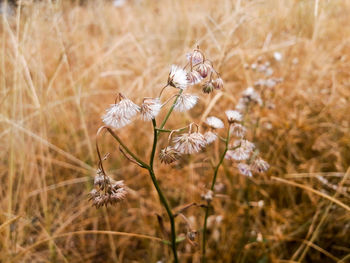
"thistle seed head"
187,70,203,85
140,98,161,121
204,131,218,145
102,93,140,129
173,132,206,154
205,116,224,129
174,93,198,112
168,65,188,89
212,77,224,90
225,110,242,123
230,123,246,137
196,61,212,78
251,157,270,173
159,146,181,164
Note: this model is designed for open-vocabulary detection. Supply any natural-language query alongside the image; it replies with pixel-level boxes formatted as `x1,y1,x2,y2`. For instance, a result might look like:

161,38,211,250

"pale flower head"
205,116,224,129
196,61,212,78
204,131,217,145
251,157,269,173
186,50,204,65
173,132,206,154
237,163,252,177
168,65,188,89
230,123,246,137
225,110,242,123
102,93,140,129
225,147,250,161
140,98,161,121
159,146,181,164
174,93,198,112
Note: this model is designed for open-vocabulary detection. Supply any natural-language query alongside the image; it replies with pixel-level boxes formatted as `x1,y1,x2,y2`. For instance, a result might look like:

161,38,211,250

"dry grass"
1,0,350,262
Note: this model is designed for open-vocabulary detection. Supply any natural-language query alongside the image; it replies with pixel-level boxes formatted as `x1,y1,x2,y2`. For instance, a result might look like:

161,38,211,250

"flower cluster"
89,168,127,208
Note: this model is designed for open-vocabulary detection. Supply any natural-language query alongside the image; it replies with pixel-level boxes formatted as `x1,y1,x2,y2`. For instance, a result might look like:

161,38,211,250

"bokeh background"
1,0,350,262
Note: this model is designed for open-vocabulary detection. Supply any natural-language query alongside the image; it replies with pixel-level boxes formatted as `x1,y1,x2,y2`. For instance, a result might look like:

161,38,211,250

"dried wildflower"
204,131,217,145
140,98,161,121
251,157,269,173
102,93,140,129
159,146,181,164
233,139,255,152
225,147,250,161
237,163,252,177
205,116,224,129
174,93,198,112
201,190,214,202
212,78,224,90
173,132,206,154
196,61,212,78
89,169,127,208
225,110,242,123
168,65,188,89
187,71,203,85
230,123,246,137
202,81,215,94
187,50,204,65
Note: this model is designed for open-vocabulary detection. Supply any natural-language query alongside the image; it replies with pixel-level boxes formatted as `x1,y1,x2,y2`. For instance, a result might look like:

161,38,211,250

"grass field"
1,0,350,262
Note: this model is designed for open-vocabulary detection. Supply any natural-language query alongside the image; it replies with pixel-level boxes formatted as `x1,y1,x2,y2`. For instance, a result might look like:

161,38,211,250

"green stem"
106,127,149,169
149,119,178,262
159,89,183,131
202,125,230,262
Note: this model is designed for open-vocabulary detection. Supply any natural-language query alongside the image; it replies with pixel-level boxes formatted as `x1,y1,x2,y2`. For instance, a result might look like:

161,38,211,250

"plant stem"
105,127,149,169
159,89,183,131
149,119,178,262
202,125,230,262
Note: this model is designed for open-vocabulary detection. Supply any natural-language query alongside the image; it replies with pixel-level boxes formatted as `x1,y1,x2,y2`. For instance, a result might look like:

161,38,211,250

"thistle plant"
90,47,224,262
89,47,272,262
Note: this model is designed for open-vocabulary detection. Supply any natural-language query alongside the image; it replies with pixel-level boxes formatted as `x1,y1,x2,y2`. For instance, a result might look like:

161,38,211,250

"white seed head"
251,157,270,173
225,110,242,123
237,163,252,177
174,94,198,112
233,139,255,152
173,132,206,154
242,87,262,105
102,94,140,129
225,147,250,161
187,71,203,85
168,65,188,89
205,116,224,129
140,98,161,121
230,123,246,137
159,146,181,164
204,131,217,145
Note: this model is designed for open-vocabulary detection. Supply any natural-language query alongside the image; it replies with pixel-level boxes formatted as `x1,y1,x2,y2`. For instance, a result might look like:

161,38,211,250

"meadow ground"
1,0,350,262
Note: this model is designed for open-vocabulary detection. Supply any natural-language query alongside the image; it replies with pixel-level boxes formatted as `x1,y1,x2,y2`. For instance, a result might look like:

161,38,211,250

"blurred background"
1,0,350,262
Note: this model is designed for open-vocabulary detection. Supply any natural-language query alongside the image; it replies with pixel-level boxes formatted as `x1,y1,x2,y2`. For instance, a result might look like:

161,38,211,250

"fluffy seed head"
102,93,140,129
225,147,250,161
225,110,242,123
230,123,246,137
251,157,270,173
237,163,252,177
140,98,161,121
233,139,255,152
159,146,181,164
204,131,217,145
174,93,198,112
205,116,224,129
242,87,262,105
173,132,206,154
89,170,127,208
168,65,188,89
